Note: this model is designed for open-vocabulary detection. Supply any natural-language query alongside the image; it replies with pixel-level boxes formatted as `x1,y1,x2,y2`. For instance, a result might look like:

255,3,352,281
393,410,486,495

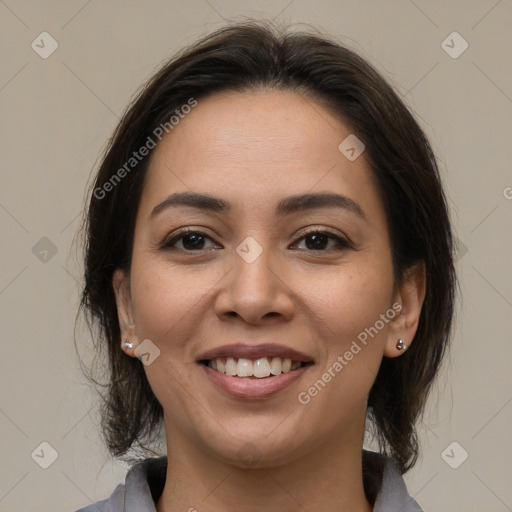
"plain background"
1,1,511,511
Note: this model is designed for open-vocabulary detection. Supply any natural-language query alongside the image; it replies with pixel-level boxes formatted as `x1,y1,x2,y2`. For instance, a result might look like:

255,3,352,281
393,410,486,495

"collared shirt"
74,451,424,512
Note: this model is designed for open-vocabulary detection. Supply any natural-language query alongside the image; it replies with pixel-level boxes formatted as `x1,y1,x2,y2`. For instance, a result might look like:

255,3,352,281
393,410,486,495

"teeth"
207,356,305,377
253,358,270,378
269,357,282,375
237,358,253,377
225,357,237,376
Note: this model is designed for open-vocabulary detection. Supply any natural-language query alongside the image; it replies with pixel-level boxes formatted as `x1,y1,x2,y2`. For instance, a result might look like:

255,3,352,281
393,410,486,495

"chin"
198,424,309,469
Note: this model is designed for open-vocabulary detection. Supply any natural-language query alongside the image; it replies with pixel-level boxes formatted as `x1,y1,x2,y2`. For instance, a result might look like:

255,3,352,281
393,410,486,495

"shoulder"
72,456,168,512
364,450,424,512
73,483,125,511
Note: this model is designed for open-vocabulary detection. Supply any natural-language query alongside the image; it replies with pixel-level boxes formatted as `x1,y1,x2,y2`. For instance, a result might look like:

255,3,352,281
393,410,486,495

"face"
113,90,424,467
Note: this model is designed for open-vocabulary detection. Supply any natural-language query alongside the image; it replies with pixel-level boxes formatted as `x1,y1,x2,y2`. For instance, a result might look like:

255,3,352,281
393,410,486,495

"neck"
156,424,373,512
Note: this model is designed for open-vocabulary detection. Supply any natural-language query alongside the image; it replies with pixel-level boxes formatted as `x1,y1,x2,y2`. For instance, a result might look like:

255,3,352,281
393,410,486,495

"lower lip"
201,364,311,399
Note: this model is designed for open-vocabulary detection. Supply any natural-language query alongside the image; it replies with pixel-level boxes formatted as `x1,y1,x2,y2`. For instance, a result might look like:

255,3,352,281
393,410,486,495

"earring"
396,339,407,351
122,340,134,350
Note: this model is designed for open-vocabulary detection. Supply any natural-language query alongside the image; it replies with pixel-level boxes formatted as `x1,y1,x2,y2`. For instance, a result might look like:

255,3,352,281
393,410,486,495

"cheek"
128,253,226,355
302,258,394,340
298,256,394,398
131,269,194,339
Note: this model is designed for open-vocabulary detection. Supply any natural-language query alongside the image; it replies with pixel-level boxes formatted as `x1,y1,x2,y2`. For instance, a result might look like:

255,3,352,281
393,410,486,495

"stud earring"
122,340,134,350
396,339,407,351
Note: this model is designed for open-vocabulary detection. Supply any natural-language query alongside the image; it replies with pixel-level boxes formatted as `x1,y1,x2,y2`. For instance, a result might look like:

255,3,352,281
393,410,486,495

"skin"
113,89,425,512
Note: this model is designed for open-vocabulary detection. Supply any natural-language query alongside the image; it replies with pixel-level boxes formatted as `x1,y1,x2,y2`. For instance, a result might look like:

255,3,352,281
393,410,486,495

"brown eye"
180,233,207,250
161,230,219,251
292,229,352,251
304,233,330,250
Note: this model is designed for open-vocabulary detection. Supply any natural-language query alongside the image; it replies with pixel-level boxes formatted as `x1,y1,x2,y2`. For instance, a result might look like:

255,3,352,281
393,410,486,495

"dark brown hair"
78,20,456,487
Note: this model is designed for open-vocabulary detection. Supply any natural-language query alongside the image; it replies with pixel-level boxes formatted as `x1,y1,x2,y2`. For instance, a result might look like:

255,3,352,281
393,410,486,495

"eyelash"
160,227,352,253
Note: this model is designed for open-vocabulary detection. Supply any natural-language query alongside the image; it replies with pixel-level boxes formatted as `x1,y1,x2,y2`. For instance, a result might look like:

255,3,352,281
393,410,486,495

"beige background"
1,1,511,511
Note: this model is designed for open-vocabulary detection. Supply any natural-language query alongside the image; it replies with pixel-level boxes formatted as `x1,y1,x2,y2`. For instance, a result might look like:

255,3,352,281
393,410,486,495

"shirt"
74,450,424,512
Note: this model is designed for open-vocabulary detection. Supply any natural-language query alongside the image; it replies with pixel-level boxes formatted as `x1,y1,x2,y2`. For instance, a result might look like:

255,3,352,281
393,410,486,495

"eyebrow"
148,191,366,220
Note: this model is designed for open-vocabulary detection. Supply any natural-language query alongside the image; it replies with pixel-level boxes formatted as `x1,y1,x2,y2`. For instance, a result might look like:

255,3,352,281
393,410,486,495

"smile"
197,343,314,399
201,356,312,378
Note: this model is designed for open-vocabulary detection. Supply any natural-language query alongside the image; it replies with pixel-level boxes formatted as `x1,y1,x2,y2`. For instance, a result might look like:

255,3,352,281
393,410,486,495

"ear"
383,261,426,358
112,268,139,358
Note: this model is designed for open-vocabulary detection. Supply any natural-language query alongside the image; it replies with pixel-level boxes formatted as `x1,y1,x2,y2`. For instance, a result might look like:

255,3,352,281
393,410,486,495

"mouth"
197,344,314,399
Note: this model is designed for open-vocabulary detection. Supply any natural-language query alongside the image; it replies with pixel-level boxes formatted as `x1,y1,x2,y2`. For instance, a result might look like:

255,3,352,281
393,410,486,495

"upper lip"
197,343,314,363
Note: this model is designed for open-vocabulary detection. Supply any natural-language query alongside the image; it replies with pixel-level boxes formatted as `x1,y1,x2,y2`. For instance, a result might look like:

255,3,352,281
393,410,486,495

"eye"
291,229,351,251
161,229,220,251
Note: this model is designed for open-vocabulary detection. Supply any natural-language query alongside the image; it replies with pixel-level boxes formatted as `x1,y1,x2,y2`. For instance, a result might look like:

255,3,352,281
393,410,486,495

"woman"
76,21,455,512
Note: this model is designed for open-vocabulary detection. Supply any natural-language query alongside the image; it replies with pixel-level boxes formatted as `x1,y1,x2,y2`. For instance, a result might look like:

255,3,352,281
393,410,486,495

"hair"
78,19,456,499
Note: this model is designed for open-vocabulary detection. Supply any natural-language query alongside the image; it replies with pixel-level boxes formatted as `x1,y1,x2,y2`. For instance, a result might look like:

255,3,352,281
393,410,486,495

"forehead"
138,90,382,221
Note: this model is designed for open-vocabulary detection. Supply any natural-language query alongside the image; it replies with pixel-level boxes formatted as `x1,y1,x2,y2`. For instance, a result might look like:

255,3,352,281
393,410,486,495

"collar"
90,450,423,512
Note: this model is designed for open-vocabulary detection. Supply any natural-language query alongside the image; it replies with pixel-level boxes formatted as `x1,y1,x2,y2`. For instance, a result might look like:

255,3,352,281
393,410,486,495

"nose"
214,244,295,325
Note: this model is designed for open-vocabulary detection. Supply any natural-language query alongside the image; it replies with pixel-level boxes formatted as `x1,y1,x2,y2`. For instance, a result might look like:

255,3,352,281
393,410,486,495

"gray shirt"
74,451,423,512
